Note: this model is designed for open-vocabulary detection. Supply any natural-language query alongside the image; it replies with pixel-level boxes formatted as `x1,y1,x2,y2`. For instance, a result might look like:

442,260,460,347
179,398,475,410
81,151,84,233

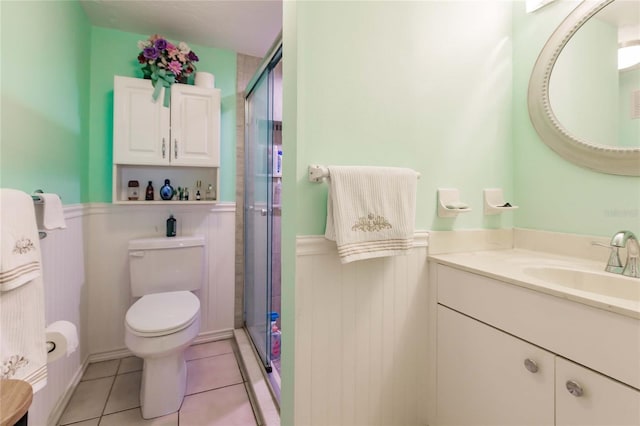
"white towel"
34,193,66,230
0,189,47,392
325,166,418,264
1,189,42,291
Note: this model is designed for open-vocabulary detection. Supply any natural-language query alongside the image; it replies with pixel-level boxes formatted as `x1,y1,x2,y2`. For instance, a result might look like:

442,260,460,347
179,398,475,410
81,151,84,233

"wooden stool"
0,380,33,426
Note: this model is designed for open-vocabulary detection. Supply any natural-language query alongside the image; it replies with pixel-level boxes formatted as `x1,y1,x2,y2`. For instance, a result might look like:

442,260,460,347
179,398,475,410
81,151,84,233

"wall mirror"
528,0,640,176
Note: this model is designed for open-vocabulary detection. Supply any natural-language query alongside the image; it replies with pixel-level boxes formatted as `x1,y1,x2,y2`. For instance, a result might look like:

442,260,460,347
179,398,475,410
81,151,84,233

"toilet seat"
126,291,200,337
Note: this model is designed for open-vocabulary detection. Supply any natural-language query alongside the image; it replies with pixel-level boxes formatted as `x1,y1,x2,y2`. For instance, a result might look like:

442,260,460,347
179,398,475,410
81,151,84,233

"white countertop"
429,249,640,319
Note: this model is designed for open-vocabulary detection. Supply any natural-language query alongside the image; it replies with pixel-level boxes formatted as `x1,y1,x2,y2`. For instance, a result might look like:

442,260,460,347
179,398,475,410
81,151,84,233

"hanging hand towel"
1,189,42,291
325,166,418,264
34,193,66,230
0,189,47,392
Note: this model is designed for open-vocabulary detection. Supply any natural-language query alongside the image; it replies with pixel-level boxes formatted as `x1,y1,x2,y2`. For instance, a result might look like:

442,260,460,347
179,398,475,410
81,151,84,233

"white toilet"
124,235,205,419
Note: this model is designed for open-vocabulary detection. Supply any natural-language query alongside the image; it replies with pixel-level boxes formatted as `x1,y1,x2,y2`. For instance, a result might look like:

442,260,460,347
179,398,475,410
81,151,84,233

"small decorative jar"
127,180,140,200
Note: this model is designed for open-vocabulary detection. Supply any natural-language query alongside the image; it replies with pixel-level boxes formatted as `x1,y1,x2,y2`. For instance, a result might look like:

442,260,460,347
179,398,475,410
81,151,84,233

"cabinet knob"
566,380,584,397
162,138,166,158
174,139,178,159
524,358,538,373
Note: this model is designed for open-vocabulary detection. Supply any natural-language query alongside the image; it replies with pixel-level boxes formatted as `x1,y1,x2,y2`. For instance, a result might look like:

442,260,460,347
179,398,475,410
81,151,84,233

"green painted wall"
1,0,91,204
0,3,237,204
512,0,640,237
289,0,515,236
88,27,237,202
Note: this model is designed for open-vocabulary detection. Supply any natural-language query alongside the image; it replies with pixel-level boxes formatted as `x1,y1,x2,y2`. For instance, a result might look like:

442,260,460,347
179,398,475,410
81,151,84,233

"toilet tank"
128,235,205,297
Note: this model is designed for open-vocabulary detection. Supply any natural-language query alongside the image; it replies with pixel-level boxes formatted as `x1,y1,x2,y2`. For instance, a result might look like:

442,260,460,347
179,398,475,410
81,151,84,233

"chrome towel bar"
308,164,421,183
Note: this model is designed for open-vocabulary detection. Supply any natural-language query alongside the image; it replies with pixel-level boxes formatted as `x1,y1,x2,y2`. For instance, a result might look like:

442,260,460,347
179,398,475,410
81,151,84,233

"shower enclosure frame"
243,35,283,377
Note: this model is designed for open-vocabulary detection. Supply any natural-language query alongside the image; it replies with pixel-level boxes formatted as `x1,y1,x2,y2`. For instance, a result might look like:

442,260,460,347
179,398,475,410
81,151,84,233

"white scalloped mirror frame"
528,0,640,176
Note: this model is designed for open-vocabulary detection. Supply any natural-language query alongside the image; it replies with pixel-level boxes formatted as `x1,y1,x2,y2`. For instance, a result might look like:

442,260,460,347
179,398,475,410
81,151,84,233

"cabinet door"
170,84,220,167
113,76,170,165
437,305,554,426
556,356,640,426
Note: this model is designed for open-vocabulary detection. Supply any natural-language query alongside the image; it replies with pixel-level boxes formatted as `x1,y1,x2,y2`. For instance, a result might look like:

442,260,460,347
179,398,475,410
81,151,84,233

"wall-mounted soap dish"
483,188,518,215
438,188,471,218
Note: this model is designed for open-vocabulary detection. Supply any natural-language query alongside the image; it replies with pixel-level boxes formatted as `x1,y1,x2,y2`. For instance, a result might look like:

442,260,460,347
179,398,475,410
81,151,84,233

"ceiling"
596,0,640,41
80,0,282,58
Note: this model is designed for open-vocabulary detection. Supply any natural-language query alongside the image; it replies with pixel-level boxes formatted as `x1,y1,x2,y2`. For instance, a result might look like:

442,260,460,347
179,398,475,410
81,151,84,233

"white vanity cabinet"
112,76,221,203
433,262,640,426
437,305,555,426
556,357,640,426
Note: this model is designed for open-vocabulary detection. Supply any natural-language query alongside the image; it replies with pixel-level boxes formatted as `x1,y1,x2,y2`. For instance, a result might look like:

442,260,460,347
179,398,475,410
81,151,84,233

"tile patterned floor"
58,340,259,426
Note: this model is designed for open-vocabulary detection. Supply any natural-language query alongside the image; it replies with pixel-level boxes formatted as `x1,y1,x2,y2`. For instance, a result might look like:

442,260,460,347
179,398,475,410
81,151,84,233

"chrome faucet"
592,241,623,274
610,231,640,278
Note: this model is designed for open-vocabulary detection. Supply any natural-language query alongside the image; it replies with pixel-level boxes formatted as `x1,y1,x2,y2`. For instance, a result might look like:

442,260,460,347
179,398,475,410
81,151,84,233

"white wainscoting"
25,203,236,425
294,233,430,426
29,206,89,426
85,203,237,356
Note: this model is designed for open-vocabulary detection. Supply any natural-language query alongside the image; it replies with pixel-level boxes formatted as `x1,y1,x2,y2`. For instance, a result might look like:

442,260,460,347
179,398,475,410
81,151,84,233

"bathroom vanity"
429,250,640,425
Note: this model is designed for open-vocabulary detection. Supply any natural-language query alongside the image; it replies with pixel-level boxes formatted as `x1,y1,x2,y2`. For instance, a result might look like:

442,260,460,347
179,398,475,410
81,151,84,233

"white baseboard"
193,329,235,345
87,347,132,363
87,329,235,363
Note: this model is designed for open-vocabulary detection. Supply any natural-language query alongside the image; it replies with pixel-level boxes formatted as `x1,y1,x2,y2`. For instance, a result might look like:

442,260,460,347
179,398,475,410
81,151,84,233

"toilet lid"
126,291,200,336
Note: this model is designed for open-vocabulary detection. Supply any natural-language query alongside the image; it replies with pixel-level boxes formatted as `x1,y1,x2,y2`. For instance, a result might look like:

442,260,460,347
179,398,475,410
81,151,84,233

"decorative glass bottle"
160,179,174,200
145,181,154,201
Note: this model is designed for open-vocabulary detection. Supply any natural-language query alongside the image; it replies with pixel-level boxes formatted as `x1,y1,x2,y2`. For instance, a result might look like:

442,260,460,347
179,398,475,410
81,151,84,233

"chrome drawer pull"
566,380,584,397
524,358,539,373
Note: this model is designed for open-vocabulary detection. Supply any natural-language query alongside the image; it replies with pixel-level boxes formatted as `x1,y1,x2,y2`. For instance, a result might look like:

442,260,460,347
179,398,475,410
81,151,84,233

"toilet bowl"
125,291,201,419
124,236,205,419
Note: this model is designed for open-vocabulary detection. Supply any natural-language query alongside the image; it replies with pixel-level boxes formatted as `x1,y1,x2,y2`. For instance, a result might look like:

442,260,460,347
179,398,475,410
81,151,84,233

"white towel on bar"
1,189,42,291
0,188,47,392
34,193,66,230
325,166,418,264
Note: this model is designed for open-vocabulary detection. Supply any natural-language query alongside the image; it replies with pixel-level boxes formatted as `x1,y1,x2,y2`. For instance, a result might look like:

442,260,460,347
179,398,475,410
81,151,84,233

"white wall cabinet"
433,263,640,426
112,76,221,203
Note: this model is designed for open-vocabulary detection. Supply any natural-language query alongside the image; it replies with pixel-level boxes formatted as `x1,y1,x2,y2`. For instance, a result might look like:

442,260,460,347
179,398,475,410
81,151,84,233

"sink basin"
523,266,640,301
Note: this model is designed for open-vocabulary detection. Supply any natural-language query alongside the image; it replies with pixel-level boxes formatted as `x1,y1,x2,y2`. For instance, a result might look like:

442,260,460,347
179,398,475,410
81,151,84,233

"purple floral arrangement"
137,34,199,106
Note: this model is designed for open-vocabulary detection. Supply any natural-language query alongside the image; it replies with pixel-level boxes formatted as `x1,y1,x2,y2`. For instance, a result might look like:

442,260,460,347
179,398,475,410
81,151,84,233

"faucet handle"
623,257,640,278
591,241,611,249
622,236,640,278
591,241,623,273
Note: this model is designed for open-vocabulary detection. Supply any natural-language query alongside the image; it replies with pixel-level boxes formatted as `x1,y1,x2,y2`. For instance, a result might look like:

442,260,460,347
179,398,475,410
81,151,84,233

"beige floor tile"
58,377,113,425
81,359,120,381
118,356,143,374
179,384,257,426
60,418,100,426
185,340,234,361
103,371,142,415
186,353,243,395
99,408,178,426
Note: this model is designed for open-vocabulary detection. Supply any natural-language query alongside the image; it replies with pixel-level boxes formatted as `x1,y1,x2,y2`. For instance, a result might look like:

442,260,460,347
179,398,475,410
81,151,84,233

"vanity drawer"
436,264,640,390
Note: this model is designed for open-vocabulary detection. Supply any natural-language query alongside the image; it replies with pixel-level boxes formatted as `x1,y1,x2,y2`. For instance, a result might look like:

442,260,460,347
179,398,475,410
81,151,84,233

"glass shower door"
244,68,273,371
